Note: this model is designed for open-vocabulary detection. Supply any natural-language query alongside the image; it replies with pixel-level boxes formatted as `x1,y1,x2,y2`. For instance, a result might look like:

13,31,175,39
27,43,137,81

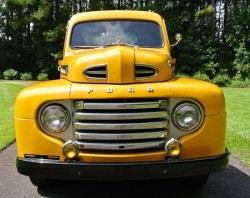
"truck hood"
61,46,173,84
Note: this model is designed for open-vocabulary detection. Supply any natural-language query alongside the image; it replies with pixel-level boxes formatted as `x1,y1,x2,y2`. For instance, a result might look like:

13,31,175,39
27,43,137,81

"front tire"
29,177,50,187
183,175,209,187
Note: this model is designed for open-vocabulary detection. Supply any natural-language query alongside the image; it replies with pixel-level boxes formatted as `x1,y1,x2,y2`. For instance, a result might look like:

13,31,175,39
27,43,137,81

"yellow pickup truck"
15,10,229,187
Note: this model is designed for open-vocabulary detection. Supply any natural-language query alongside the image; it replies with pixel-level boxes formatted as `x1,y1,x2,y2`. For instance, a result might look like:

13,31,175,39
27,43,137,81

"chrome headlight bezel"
39,104,70,133
172,101,204,132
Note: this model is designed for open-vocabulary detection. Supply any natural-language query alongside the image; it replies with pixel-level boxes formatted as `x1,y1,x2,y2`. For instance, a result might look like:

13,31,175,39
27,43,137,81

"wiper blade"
72,46,103,49
105,43,138,48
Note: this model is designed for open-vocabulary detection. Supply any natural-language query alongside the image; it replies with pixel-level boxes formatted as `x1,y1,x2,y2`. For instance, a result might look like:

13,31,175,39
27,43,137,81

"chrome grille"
135,64,158,79
73,99,169,151
83,64,107,79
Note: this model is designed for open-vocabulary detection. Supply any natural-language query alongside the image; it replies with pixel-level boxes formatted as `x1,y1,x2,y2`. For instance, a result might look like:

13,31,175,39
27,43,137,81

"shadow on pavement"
37,165,250,198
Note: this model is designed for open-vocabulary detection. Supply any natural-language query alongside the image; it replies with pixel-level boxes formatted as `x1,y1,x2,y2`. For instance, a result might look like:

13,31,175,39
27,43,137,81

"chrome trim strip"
74,121,168,130
85,71,107,75
75,140,165,150
83,101,166,110
22,158,59,163
74,111,168,120
136,70,156,75
74,131,168,140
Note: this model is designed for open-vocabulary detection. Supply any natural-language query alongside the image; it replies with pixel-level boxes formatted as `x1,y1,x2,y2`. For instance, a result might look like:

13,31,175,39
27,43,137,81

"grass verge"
0,83,25,152
223,88,250,168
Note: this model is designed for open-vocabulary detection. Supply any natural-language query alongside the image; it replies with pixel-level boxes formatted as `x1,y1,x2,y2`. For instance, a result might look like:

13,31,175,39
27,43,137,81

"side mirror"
170,33,183,47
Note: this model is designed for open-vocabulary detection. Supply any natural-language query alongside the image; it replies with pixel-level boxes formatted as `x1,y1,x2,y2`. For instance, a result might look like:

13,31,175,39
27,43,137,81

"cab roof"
69,10,164,25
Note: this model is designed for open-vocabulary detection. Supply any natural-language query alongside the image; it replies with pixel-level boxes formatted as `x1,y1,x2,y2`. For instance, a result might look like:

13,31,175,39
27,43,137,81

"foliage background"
0,0,249,80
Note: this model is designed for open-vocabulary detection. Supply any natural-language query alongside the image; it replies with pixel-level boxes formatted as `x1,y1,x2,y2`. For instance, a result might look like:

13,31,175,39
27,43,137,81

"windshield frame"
70,20,165,49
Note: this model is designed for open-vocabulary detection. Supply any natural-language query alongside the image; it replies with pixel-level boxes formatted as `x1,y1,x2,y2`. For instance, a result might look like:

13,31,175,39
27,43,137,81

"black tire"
29,177,50,187
182,174,209,187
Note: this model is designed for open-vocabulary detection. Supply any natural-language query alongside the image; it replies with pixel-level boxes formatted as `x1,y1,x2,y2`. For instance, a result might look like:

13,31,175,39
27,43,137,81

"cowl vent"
84,64,107,79
135,64,158,79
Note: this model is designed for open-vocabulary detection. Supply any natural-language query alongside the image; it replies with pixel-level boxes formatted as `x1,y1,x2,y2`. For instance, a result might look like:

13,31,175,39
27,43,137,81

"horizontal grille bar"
136,70,156,74
75,140,165,151
74,111,168,120
85,71,106,75
81,100,167,110
74,130,168,140
74,121,168,130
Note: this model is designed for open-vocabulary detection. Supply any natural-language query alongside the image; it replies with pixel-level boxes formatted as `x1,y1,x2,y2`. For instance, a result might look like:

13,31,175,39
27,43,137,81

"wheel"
29,177,50,187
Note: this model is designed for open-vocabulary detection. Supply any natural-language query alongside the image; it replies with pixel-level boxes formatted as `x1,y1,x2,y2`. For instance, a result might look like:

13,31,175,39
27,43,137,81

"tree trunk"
211,0,216,38
72,0,77,15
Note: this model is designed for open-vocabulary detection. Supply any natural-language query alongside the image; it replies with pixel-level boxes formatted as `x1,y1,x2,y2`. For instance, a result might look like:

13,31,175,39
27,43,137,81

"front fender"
15,79,72,119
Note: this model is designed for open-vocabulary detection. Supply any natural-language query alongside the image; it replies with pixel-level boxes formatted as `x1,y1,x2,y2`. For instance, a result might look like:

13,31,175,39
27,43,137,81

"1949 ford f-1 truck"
15,10,229,187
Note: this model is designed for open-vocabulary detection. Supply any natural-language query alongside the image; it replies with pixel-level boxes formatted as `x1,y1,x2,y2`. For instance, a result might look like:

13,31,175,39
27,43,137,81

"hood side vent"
135,64,158,79
84,64,107,79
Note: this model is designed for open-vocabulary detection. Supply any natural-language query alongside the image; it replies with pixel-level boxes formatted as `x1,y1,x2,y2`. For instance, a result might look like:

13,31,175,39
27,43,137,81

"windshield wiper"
105,43,138,48
73,43,138,49
72,46,104,49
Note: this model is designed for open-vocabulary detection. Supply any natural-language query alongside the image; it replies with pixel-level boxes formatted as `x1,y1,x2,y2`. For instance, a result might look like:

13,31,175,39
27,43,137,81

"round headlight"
173,102,203,131
40,105,70,133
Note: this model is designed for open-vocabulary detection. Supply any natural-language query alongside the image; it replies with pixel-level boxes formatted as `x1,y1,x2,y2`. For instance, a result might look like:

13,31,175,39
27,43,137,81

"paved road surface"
0,143,249,198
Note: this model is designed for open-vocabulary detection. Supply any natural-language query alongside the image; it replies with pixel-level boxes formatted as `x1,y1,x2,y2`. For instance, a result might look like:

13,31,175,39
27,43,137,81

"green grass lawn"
0,83,249,169
0,83,25,152
223,88,250,168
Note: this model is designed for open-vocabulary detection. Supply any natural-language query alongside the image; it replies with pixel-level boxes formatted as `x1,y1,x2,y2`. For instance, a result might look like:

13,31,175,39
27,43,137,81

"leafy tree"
233,43,250,79
0,0,249,81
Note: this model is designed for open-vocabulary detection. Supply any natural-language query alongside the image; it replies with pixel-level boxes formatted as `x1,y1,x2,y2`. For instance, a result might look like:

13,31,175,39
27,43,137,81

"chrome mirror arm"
170,33,183,47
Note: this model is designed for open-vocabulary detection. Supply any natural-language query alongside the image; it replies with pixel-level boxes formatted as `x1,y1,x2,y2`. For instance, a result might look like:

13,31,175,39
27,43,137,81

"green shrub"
175,73,191,78
37,73,48,81
233,43,250,79
230,79,250,88
193,71,211,82
20,72,33,81
213,74,231,87
233,71,243,81
3,69,19,80
201,61,220,79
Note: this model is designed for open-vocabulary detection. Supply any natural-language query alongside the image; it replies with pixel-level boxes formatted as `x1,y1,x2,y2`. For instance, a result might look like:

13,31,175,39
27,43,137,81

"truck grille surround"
73,99,169,152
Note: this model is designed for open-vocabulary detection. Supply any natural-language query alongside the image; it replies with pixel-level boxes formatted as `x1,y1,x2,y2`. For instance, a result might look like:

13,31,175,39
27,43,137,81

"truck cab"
15,10,229,187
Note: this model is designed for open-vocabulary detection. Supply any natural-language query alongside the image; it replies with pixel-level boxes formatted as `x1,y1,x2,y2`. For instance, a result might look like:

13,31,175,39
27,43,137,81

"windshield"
70,20,164,48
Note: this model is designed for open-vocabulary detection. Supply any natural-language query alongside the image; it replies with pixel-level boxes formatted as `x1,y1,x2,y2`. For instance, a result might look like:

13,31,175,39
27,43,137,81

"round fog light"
165,138,182,157
62,140,79,159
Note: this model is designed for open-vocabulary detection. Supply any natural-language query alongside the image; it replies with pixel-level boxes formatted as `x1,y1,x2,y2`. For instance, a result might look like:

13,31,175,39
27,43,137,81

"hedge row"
0,69,48,81
0,69,249,87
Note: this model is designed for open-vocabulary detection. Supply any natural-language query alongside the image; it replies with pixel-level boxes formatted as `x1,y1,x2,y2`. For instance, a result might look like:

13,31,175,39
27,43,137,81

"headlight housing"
172,102,203,132
40,105,70,133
